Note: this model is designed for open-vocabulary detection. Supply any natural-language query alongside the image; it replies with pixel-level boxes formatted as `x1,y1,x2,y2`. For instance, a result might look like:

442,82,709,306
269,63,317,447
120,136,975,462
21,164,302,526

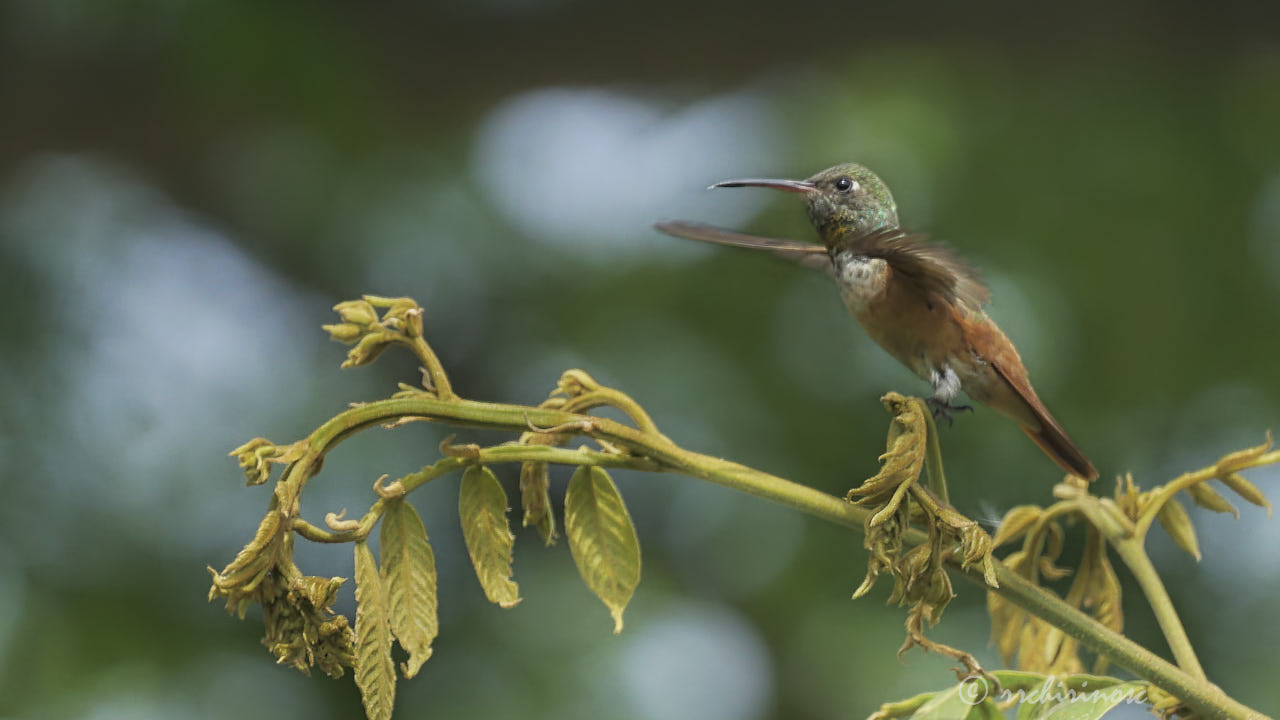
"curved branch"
282,392,1262,720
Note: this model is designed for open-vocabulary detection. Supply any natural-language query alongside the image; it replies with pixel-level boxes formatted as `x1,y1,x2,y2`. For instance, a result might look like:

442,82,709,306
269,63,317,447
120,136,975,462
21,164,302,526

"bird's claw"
925,398,973,428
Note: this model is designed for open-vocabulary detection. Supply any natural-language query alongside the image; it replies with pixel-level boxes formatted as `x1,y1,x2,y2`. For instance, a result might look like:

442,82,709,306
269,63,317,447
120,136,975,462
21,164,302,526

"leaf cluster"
212,298,649,718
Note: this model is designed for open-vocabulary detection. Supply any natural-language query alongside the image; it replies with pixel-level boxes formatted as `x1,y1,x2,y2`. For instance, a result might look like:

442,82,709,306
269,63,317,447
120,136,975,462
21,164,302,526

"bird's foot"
925,398,973,428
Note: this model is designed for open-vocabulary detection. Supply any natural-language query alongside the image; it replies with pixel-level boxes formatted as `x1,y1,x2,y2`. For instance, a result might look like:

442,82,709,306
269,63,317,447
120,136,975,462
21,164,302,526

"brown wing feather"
843,227,990,309
654,221,832,271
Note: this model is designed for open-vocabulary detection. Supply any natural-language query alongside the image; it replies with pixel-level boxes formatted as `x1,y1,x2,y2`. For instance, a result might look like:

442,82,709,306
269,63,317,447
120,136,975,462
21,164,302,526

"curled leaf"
363,295,423,338
341,332,393,369
380,499,438,678
991,505,1044,548
848,392,926,503
354,541,396,720
957,525,997,587
1115,473,1143,520
439,435,482,459
555,369,600,398
520,461,557,544
228,437,302,487
565,466,641,634
323,322,364,343
458,465,521,608
333,299,379,326
1038,556,1072,581
869,478,915,528
1215,431,1273,474
208,507,287,615
854,501,906,599
261,573,355,679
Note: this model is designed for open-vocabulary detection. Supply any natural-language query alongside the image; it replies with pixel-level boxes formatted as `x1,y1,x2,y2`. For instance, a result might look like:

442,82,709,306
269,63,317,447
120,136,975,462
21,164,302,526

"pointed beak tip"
707,178,815,194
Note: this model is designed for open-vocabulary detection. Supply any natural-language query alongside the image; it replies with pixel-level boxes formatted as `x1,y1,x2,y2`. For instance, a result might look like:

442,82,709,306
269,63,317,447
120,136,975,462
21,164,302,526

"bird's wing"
654,220,832,271
845,227,990,309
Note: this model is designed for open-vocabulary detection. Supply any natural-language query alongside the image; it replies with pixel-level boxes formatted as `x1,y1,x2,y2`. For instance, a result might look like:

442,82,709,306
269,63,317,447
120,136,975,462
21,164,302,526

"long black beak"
708,178,817,194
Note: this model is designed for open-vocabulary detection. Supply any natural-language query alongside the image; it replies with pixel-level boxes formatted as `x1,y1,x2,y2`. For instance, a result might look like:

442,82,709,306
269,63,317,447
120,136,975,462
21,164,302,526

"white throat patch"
833,251,888,313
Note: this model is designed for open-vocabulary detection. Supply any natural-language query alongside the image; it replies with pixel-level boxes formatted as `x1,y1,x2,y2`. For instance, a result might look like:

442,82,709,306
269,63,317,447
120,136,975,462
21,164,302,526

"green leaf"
565,466,641,634
967,699,1005,720
1032,681,1149,720
458,465,521,608
380,498,438,678
1155,497,1201,561
909,678,987,720
354,540,396,720
1018,691,1048,720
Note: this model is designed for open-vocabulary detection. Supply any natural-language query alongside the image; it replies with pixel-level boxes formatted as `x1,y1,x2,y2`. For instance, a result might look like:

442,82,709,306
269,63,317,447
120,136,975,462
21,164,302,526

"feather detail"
837,227,989,310
654,220,832,271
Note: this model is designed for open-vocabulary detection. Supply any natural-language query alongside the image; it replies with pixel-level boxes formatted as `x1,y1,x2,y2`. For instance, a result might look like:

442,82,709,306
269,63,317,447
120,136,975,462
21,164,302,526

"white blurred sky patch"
618,600,773,720
471,87,786,260
64,649,329,720
0,155,342,572
663,481,806,599
1156,382,1280,588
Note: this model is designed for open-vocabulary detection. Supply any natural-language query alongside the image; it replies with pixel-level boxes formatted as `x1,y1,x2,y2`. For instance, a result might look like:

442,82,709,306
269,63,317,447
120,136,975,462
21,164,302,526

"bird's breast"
832,252,889,313
832,249,967,385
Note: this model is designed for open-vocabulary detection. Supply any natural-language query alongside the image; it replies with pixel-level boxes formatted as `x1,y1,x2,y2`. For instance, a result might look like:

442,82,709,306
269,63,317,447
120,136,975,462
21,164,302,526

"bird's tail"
984,346,1099,482
1020,417,1098,482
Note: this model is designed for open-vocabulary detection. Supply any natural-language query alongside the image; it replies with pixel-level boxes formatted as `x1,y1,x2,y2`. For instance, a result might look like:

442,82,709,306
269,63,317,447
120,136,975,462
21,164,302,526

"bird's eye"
835,176,855,193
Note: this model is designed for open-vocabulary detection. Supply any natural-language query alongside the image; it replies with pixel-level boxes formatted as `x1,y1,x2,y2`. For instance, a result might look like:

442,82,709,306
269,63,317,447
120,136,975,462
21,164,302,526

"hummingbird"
656,162,1098,482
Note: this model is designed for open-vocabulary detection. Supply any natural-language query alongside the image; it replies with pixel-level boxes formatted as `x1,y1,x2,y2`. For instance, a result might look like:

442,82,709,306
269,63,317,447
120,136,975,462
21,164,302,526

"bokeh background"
2,1,1279,718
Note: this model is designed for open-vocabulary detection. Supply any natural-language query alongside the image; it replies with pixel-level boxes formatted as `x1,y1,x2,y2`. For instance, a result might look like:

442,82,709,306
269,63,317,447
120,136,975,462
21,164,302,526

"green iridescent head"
710,162,899,245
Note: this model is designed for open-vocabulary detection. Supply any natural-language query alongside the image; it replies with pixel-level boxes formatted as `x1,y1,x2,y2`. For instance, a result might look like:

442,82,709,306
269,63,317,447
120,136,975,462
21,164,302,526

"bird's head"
710,162,899,246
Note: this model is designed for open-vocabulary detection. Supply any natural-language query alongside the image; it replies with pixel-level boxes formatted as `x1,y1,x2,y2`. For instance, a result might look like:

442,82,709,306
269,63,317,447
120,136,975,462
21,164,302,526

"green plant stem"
917,398,950,506
284,394,1267,720
1069,486,1210,682
1111,538,1207,681
407,335,455,400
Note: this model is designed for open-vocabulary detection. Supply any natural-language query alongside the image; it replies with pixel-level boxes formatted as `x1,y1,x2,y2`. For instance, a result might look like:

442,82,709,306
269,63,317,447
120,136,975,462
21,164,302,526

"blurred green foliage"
1,1,1278,718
